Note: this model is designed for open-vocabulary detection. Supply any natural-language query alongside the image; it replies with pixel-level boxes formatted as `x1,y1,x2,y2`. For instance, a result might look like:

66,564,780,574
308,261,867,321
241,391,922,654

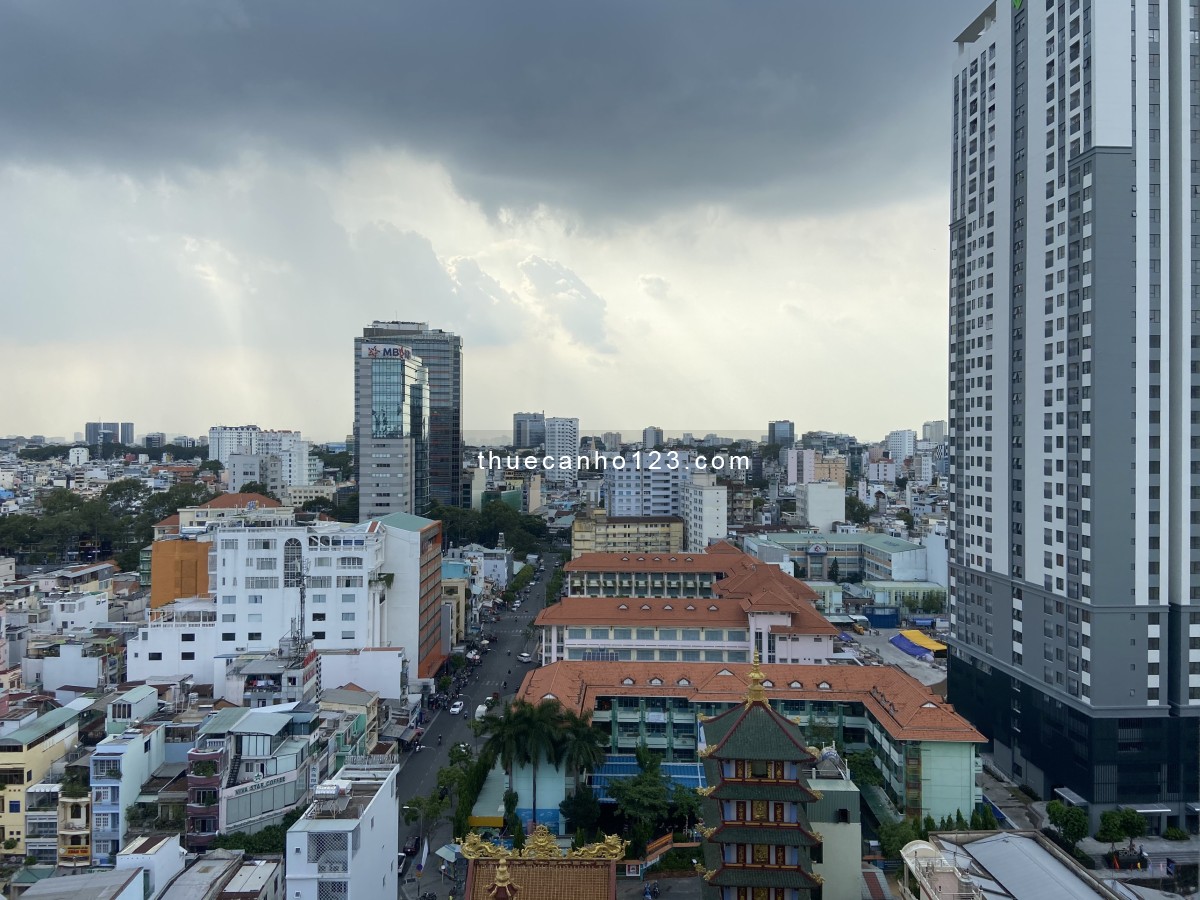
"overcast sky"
1,1,965,443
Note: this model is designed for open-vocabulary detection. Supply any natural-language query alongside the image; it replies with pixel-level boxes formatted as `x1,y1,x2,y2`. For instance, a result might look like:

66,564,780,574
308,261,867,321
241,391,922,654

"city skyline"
0,1,959,440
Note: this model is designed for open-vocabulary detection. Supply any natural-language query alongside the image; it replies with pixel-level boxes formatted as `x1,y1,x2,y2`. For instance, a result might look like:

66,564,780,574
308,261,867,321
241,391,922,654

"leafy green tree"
847,751,883,787
607,743,671,855
1118,808,1146,851
827,559,840,583
921,815,936,840
236,481,279,501
877,819,918,858
402,791,450,840
559,783,601,834
670,782,702,832
197,460,224,475
896,509,914,531
1096,810,1124,852
845,495,873,525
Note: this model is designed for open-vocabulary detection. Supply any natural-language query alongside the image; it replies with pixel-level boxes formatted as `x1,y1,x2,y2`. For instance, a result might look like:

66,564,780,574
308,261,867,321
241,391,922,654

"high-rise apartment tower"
947,1,1199,829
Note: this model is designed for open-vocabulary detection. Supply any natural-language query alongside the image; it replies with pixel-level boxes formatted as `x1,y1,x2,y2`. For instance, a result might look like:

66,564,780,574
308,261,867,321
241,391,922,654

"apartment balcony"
59,816,90,834
186,802,219,816
315,855,349,874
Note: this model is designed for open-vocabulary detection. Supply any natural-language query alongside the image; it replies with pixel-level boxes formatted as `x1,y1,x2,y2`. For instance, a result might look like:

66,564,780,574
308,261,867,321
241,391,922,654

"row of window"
563,627,746,642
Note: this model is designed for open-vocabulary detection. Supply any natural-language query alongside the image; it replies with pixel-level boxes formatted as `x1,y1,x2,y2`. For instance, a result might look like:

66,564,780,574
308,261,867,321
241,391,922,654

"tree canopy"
0,479,215,570
430,500,549,556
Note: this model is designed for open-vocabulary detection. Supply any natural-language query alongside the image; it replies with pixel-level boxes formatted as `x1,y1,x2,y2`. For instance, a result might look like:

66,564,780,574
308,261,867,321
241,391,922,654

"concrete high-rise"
641,425,664,448
353,333,430,520
359,322,465,507
948,2,1198,830
543,417,579,484
922,420,948,444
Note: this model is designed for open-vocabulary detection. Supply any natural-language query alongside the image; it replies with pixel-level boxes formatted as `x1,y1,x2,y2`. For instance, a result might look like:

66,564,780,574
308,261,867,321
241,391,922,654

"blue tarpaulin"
838,631,857,643
889,633,934,661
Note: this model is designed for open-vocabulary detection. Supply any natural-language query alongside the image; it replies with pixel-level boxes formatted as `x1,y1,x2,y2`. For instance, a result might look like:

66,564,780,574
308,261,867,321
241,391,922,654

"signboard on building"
361,343,412,360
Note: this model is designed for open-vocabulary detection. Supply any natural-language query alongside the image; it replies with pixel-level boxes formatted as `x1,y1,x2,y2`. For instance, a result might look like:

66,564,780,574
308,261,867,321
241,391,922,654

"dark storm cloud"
0,0,962,220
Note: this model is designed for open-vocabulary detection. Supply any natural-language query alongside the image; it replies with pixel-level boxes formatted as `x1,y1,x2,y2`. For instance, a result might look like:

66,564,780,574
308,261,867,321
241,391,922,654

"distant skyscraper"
354,332,430,519
84,421,120,446
922,420,947,444
543,417,579,484
119,423,134,445
948,1,1198,828
360,322,465,507
601,431,623,451
143,432,167,449
641,426,664,448
513,412,546,447
767,420,795,447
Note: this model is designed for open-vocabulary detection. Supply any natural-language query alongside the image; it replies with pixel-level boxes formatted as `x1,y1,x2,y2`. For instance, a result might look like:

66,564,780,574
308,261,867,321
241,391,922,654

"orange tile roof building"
540,544,847,666
519,660,984,822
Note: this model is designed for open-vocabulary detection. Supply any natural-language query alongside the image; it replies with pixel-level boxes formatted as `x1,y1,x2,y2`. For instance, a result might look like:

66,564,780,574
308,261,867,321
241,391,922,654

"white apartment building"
796,481,846,532
642,426,664,448
681,472,727,552
543,417,580,483
947,1,1200,829
201,516,441,683
227,454,283,497
286,763,400,900
885,429,917,463
922,420,947,443
68,447,89,466
209,427,311,487
208,426,262,466
606,456,689,517
91,723,166,865
127,598,223,687
43,591,110,632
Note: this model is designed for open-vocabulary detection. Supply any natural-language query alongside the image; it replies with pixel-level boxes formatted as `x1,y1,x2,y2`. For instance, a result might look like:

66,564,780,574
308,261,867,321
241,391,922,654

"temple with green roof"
697,653,825,900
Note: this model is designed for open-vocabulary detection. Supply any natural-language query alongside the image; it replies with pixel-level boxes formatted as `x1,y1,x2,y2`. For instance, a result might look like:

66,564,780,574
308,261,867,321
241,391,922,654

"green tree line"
0,480,214,570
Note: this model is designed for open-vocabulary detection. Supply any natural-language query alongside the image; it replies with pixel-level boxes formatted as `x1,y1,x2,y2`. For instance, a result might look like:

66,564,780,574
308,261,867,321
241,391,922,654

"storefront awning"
1053,786,1088,806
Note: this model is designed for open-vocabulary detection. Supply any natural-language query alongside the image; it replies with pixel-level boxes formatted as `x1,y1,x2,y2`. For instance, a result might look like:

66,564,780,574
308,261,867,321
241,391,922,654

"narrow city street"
396,553,557,899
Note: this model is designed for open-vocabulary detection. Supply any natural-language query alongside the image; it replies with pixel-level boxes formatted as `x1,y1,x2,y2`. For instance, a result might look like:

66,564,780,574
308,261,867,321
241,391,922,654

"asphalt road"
396,553,558,899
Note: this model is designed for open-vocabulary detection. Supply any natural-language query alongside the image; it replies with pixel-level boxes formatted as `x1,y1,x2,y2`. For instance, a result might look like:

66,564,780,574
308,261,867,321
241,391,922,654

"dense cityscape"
1,2,1198,900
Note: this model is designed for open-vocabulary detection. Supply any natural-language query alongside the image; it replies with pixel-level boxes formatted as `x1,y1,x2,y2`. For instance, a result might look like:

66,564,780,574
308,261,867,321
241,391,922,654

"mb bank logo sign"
362,343,412,360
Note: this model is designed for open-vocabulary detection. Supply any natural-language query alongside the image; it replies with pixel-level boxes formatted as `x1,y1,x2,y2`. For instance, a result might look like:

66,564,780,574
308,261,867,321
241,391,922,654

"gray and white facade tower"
948,1,1199,830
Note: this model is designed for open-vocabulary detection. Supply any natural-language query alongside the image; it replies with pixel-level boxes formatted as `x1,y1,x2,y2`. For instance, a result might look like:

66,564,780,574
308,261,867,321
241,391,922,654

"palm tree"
560,709,608,792
514,699,566,831
479,705,523,783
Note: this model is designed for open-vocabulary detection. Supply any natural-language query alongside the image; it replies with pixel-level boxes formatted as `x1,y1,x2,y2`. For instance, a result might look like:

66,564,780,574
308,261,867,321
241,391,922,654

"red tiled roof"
518,661,984,745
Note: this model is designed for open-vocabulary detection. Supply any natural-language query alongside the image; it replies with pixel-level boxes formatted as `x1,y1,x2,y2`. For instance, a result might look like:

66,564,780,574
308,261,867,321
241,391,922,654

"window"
341,612,356,622
148,652,162,661
181,633,195,642
222,633,235,642
248,632,262,642
181,652,195,661
341,630,355,640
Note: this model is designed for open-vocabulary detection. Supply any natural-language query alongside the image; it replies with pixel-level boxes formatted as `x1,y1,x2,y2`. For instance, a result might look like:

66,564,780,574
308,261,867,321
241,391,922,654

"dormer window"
790,681,802,688
663,604,673,610
618,604,628,610
762,680,773,688
686,605,696,611
677,678,690,686
649,678,663,686
622,677,635,686
818,681,831,691
708,605,718,611
641,604,651,610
